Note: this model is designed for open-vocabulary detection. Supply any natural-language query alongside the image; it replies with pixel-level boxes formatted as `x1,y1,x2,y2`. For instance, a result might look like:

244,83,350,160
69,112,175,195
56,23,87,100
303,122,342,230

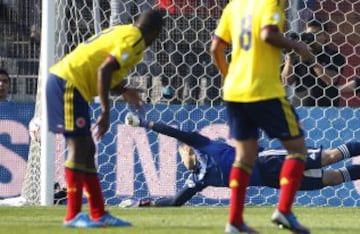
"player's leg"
46,75,101,227
71,136,106,220
280,137,307,211
322,165,360,186
62,83,102,225
298,170,324,190
256,98,309,234
66,89,130,227
272,137,309,234
225,101,259,234
321,141,360,166
64,136,104,227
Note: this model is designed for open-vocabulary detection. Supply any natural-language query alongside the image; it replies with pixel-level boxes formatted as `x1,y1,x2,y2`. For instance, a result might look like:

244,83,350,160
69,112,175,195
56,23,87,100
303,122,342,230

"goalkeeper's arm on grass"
119,183,205,208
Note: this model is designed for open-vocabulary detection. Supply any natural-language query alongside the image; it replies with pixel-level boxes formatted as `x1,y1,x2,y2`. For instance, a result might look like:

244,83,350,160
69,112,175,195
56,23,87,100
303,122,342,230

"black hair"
307,18,328,31
0,68,9,80
135,9,164,33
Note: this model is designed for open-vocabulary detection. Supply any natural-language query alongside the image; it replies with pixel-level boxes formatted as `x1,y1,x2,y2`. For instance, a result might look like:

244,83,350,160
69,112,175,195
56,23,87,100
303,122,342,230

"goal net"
22,0,360,206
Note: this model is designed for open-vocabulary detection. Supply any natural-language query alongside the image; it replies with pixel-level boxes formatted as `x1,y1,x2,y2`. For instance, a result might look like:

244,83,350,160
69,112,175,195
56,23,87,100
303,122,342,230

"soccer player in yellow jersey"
46,9,164,228
210,1,313,234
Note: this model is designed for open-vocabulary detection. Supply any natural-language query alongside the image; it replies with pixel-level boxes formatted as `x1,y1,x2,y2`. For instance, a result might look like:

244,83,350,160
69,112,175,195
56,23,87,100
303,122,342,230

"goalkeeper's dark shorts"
257,154,324,191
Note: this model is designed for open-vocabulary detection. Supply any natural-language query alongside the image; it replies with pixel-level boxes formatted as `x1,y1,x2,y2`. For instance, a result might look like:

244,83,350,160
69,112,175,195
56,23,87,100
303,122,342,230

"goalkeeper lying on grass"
120,112,360,208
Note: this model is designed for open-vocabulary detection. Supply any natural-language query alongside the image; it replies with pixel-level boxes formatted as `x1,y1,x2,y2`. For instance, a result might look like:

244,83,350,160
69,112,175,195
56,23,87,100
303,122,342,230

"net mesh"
0,0,40,101
21,0,360,206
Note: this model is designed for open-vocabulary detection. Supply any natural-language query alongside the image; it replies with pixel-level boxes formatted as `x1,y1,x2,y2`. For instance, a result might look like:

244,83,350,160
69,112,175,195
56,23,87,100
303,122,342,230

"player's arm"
111,84,144,110
109,80,127,96
339,77,360,94
281,53,297,85
94,55,120,140
153,186,203,207
210,2,231,80
125,113,210,148
261,26,313,62
210,36,229,79
98,56,119,113
312,64,337,86
312,61,339,86
313,52,345,86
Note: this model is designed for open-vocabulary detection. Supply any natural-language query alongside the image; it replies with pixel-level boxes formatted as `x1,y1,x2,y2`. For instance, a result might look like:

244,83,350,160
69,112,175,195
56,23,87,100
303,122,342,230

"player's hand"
285,52,297,63
125,112,140,127
93,111,110,140
29,117,41,143
122,88,144,111
294,42,314,63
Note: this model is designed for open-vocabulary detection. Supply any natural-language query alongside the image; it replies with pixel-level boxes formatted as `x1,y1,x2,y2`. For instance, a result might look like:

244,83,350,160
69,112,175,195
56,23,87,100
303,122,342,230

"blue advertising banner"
1,102,359,206
0,102,35,197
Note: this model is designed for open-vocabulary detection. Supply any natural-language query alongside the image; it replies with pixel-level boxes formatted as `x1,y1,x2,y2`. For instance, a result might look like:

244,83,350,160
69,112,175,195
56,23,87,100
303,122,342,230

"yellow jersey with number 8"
214,0,286,102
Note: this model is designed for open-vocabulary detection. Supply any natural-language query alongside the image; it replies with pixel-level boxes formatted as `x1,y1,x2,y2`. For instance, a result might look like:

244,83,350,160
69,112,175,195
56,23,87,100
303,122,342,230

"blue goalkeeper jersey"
184,136,323,191
185,140,265,189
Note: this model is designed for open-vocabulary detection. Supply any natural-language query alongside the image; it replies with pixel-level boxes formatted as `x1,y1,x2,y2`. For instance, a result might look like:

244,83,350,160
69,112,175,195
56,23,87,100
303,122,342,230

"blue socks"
140,119,150,128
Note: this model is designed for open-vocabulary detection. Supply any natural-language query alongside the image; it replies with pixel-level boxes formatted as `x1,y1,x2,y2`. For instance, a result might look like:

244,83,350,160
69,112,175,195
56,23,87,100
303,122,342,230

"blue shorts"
46,74,91,137
225,98,303,140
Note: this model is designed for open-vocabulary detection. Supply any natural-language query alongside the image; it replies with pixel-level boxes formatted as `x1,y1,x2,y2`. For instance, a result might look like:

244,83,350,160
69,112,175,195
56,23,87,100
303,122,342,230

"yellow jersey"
50,24,145,102
214,0,286,102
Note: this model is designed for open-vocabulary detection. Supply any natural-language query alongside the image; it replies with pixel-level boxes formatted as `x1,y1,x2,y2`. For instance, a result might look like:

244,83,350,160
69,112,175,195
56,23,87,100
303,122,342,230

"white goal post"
38,0,105,206
39,0,55,206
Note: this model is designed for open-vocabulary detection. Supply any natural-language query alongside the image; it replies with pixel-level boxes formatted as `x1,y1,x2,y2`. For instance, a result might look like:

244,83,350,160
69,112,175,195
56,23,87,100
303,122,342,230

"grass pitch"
0,206,359,234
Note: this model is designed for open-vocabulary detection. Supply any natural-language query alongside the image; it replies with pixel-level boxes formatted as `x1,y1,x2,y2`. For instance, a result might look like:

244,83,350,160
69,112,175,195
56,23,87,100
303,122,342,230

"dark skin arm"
312,64,337,86
260,27,313,62
210,37,229,80
94,56,117,140
281,53,298,85
111,84,144,110
210,28,313,81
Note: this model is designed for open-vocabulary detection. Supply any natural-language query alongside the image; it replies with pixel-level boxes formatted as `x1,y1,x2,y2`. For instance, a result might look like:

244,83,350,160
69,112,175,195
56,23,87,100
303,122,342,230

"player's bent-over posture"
46,9,164,228
120,113,360,208
210,1,314,233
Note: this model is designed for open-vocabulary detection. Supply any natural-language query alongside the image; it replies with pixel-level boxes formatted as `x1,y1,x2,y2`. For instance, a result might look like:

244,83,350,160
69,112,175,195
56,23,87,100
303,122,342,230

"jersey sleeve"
214,2,232,43
109,44,134,70
151,122,210,148
154,186,202,206
260,0,285,31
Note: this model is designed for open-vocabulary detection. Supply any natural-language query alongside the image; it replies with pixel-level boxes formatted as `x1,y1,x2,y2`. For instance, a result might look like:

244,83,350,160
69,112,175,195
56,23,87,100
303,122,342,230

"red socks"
278,157,305,214
64,168,84,221
64,167,105,221
83,173,105,220
228,163,251,226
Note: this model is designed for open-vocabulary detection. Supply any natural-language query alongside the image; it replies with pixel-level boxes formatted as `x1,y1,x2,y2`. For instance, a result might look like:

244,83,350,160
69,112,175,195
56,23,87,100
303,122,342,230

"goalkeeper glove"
125,112,151,128
125,112,140,127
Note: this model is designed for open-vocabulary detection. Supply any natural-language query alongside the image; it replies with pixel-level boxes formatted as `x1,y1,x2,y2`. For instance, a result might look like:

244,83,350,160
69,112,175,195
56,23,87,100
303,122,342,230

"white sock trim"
337,144,350,159
339,168,351,182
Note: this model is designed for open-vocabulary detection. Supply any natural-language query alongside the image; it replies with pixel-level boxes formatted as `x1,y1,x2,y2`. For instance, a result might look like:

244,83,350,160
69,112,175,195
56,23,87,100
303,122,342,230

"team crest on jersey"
76,117,86,128
121,52,130,62
272,12,281,22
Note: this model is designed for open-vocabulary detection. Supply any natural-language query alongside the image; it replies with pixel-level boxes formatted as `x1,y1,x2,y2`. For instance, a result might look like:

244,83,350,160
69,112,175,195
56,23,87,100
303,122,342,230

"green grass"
0,206,360,234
